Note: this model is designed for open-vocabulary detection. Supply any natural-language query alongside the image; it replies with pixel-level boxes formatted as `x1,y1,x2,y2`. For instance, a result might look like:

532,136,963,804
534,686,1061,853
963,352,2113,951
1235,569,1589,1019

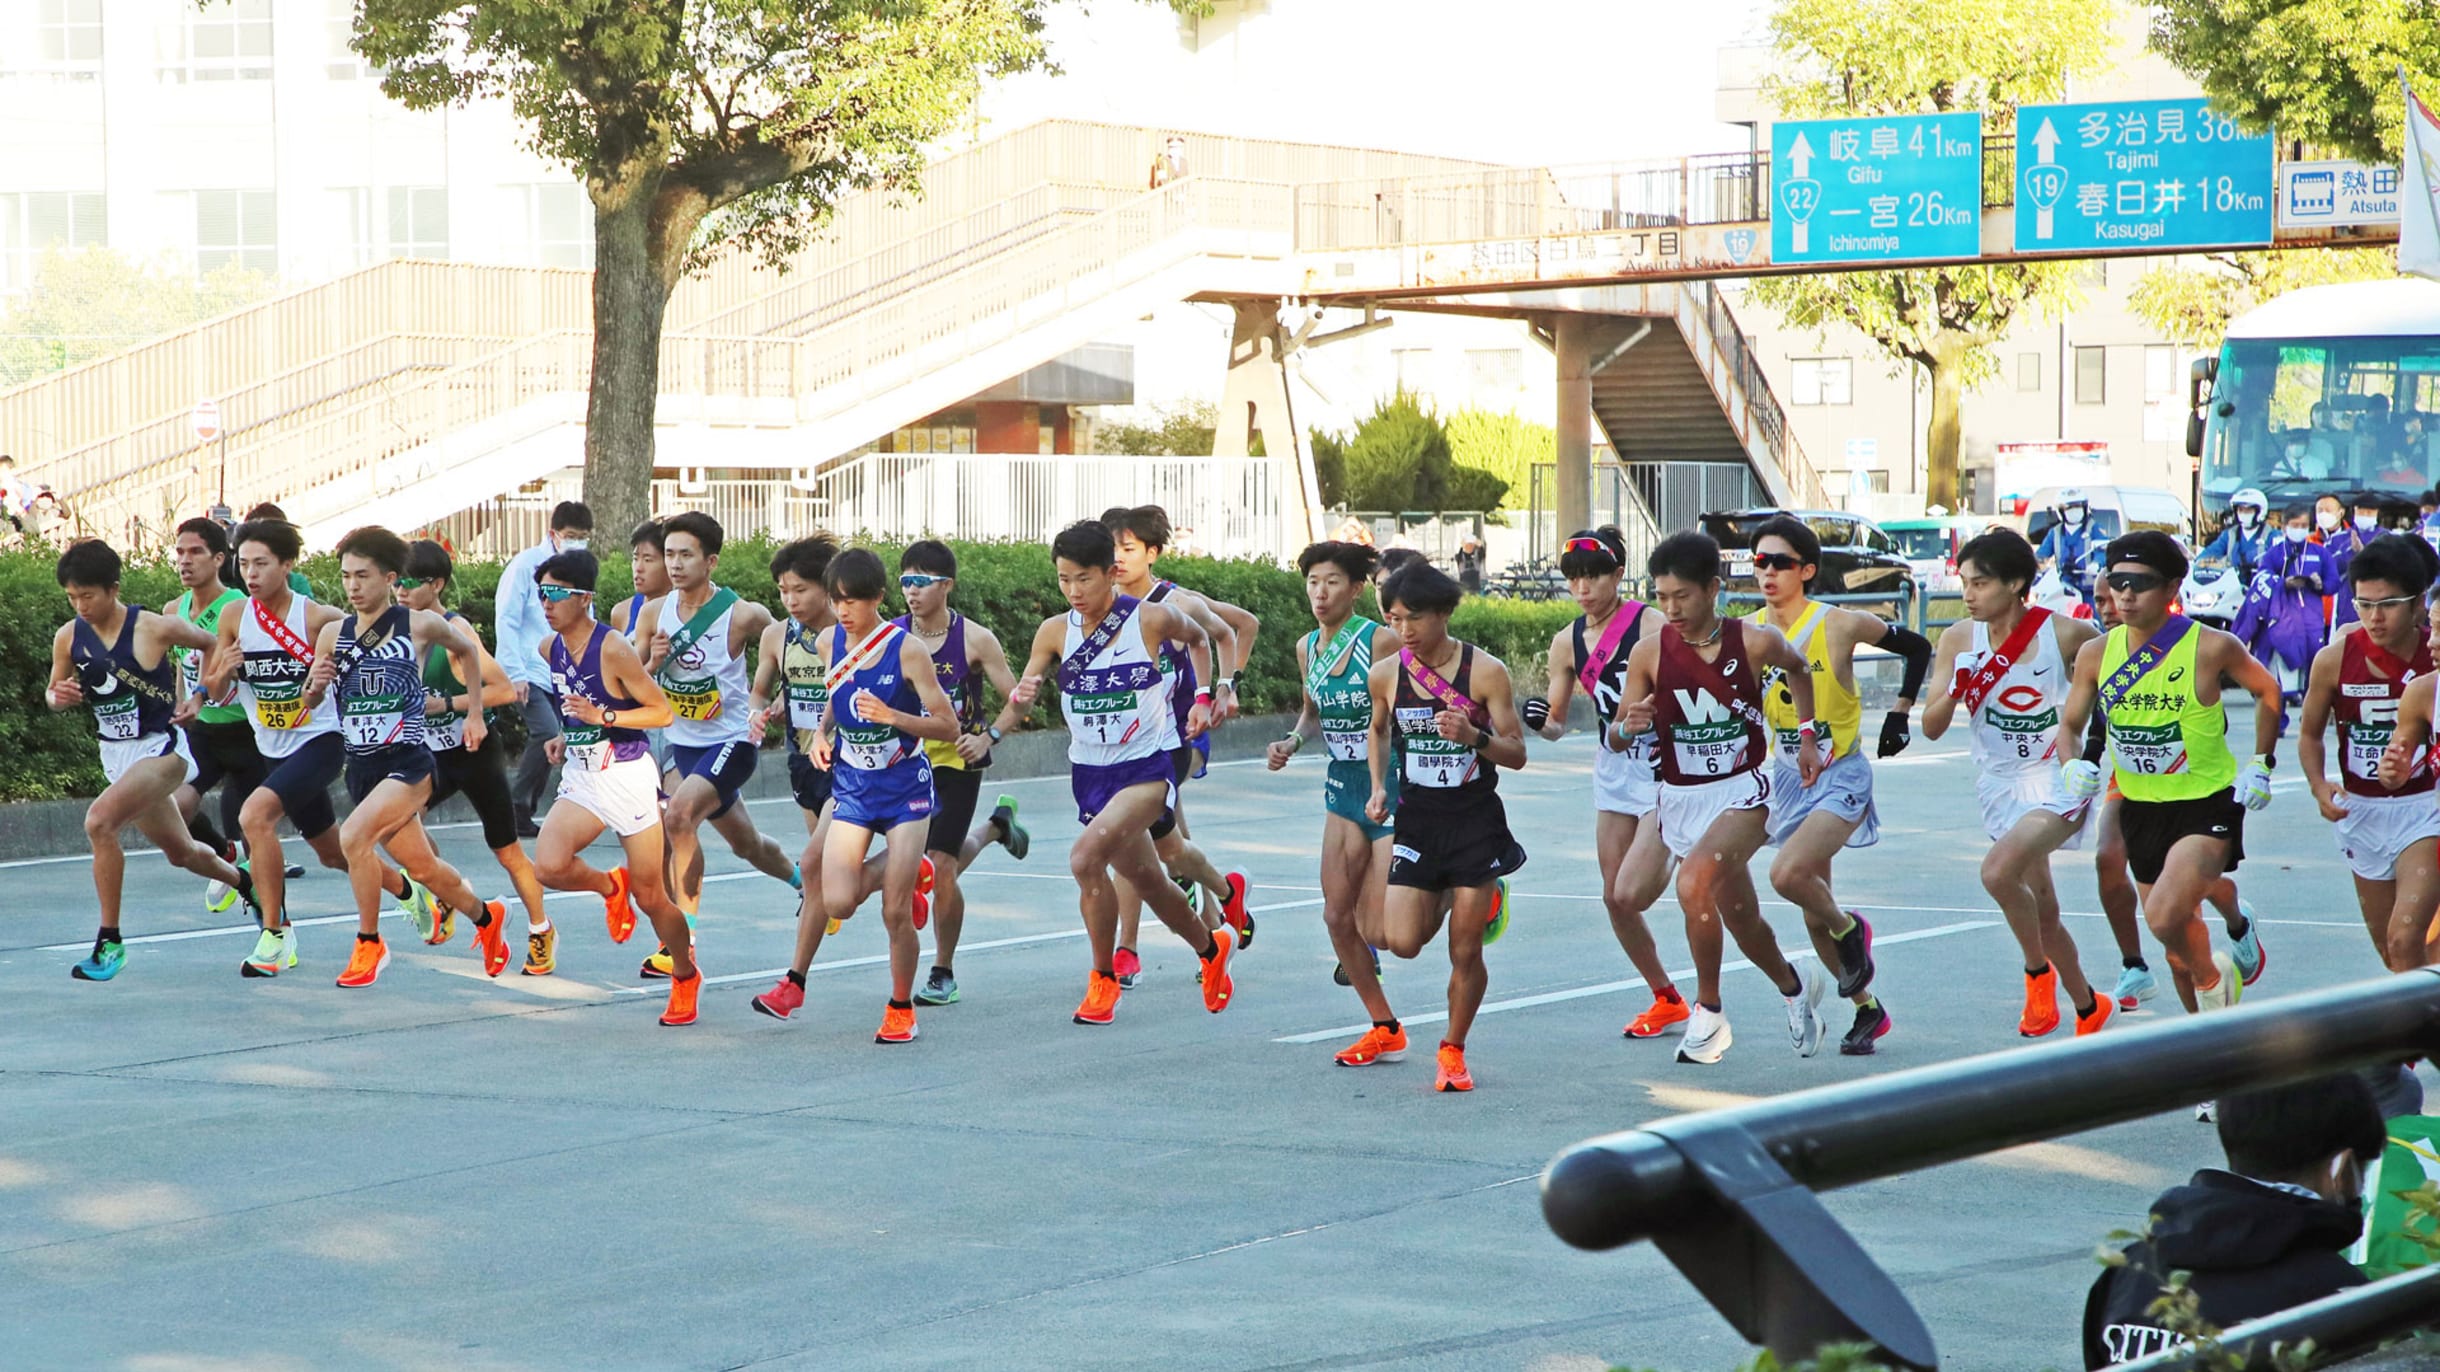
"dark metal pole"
2111,1264,2440,1371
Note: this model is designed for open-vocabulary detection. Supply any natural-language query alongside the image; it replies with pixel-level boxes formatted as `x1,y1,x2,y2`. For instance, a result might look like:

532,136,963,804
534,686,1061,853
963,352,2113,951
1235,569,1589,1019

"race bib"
786,678,827,731
1323,726,1368,762
836,726,900,771
1670,717,1748,777
253,692,306,731
1065,690,1139,746
1982,705,2058,762
563,722,612,773
428,709,467,751
2109,720,2188,776
1396,706,1474,789
663,677,723,721
92,694,141,743
341,692,409,749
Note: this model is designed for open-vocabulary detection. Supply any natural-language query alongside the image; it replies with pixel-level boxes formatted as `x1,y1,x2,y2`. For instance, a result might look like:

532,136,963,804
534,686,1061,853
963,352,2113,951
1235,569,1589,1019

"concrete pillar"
1553,313,1595,539
1214,298,1324,550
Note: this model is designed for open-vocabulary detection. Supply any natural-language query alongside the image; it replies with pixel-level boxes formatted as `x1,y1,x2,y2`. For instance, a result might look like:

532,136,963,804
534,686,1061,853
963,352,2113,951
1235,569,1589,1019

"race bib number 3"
837,727,899,771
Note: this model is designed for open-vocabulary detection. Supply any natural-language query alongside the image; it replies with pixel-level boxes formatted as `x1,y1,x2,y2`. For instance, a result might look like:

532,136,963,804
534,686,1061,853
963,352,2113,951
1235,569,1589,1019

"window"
517,184,592,268
335,187,376,268
163,0,273,81
386,187,448,260
2017,352,2042,392
38,0,103,65
1466,347,1523,400
1393,348,1434,394
195,191,276,275
1806,516,1858,547
0,192,106,291
2142,343,2180,440
1858,471,1892,496
1791,356,1853,406
326,0,374,79
2074,346,2107,405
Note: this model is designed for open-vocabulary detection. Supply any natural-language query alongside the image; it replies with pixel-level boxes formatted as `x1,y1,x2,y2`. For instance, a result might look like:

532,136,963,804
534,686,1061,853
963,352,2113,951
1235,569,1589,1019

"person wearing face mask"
2323,496,2390,628
2242,506,2331,706
2036,491,2101,605
2199,489,2272,582
2081,1072,2386,1369
495,501,594,837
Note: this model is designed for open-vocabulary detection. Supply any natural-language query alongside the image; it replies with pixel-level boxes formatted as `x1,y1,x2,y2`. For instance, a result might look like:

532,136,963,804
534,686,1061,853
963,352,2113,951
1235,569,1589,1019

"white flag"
2401,71,2440,280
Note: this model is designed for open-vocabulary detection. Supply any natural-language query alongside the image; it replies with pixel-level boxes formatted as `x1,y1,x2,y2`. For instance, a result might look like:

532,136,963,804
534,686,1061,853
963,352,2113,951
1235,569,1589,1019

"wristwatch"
987,725,1004,742
603,708,619,726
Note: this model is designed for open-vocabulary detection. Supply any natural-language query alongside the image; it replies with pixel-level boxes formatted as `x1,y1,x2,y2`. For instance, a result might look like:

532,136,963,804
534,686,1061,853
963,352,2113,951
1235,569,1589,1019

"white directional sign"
190,398,221,442
2277,159,2401,229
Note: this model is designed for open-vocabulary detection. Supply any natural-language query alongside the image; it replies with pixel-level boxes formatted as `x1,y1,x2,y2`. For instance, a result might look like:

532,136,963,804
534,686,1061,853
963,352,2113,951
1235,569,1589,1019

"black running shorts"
927,766,982,855
1388,795,1527,892
2117,788,2246,887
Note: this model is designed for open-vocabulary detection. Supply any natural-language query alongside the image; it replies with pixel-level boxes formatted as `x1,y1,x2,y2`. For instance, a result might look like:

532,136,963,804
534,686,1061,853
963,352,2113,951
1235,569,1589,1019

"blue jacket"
2037,520,2103,591
2199,522,2274,580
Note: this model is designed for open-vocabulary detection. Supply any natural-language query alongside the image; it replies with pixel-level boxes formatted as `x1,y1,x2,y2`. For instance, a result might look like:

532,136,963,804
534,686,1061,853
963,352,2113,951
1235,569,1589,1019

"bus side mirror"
2187,355,2217,410
2186,411,2206,458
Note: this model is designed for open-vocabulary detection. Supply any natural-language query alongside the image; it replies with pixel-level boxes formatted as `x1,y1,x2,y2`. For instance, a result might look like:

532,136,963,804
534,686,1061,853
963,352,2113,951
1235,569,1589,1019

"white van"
2022,486,2193,549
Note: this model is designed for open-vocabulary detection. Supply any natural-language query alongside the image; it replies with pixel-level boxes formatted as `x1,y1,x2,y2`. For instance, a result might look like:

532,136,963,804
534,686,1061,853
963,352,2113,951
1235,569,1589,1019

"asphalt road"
0,733,2417,1372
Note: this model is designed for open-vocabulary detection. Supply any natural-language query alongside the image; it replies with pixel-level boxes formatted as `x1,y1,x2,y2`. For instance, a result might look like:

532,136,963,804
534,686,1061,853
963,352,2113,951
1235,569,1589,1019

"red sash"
251,597,315,662
824,622,901,695
1955,607,2049,715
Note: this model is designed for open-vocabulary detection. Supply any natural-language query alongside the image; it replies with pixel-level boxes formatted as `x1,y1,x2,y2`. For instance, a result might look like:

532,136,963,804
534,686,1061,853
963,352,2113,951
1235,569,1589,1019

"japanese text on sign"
1772,112,1983,265
2015,98,2274,251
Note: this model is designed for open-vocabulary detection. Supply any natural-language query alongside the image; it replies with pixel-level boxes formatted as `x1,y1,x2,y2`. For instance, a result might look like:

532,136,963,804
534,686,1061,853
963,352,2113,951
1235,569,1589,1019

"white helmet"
2230,488,2268,523
2056,487,2088,511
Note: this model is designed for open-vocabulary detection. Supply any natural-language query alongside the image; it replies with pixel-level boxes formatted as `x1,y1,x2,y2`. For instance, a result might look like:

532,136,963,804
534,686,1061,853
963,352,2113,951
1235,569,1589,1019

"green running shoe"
242,926,296,978
205,858,241,916
992,795,1029,860
1481,877,1512,947
914,966,961,1006
71,937,125,981
398,876,438,943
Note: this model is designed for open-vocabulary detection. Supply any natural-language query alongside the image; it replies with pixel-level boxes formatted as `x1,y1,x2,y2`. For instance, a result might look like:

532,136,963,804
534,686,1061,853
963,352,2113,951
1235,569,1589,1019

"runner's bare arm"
730,598,775,662
2057,635,2105,746
1364,655,1397,823
1756,624,1824,783
202,604,241,700
866,635,961,744
748,620,784,717
1172,596,1224,717
147,611,220,667
635,595,670,671
1149,601,1215,738
303,619,342,707
1919,620,1973,740
2383,675,2437,790
1267,636,1319,771
303,599,347,641
1531,623,1575,741
990,617,1062,736
43,622,76,709
1212,598,1258,674
2203,626,2284,762
469,625,516,710
1613,636,1661,742
1468,654,1530,771
417,609,491,751
593,630,676,731
2297,642,2346,818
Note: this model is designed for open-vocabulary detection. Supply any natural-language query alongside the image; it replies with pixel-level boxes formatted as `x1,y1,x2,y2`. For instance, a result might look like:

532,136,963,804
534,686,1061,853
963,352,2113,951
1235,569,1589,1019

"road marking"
1273,919,1997,1043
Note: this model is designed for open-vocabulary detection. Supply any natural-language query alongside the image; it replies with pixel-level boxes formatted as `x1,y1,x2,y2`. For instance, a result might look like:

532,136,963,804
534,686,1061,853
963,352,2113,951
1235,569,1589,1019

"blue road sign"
1771,113,1982,265
2013,98,2274,251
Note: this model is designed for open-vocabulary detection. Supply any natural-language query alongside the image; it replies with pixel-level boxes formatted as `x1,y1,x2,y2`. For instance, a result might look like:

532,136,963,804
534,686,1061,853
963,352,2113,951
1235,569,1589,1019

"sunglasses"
396,576,427,591
898,573,949,590
2104,570,2167,593
1752,551,1806,572
536,584,588,603
1563,536,1619,564
2353,594,2419,614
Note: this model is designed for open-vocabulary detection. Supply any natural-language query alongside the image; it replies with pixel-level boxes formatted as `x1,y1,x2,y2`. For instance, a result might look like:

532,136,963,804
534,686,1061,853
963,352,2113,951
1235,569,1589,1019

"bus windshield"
2201,335,2440,507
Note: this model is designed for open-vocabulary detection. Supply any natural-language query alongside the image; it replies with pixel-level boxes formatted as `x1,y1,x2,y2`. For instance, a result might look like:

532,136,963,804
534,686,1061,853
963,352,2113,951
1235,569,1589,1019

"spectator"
1148,134,1189,189
1454,536,1485,594
2082,1072,2385,1369
27,487,70,543
496,500,593,837
0,455,25,534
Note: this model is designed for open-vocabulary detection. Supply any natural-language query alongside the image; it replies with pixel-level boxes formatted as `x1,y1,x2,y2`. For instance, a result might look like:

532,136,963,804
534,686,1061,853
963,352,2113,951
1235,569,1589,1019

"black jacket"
2083,1169,2366,1368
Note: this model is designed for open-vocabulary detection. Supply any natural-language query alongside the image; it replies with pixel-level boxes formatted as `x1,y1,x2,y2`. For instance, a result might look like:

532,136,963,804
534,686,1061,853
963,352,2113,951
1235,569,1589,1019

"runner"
1267,539,1409,1066
1615,530,1833,1066
165,516,274,915
2056,531,2278,1017
2315,536,2440,971
1920,527,2114,1037
991,519,1234,1027
524,549,700,1025
1517,527,1688,1039
791,549,962,1042
893,540,1027,1007
204,518,423,978
47,539,259,980
636,511,798,976
617,517,671,773
1101,504,1256,984
1744,514,1929,1054
305,527,509,989
1363,562,1529,1093
400,540,556,973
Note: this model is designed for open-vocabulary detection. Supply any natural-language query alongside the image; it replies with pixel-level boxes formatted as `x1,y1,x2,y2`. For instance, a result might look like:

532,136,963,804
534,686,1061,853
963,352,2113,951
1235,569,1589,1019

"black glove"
1876,708,1911,758
1520,696,1551,730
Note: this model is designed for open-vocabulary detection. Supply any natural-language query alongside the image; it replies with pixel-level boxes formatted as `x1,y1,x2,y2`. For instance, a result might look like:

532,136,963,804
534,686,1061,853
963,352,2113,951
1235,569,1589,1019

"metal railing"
1675,281,1825,508
1541,969,2440,1370
813,451,1291,559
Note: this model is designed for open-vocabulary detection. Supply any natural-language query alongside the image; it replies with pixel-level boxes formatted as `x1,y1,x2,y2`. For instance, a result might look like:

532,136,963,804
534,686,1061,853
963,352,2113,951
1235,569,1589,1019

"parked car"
1698,508,1916,597
1879,515,1988,595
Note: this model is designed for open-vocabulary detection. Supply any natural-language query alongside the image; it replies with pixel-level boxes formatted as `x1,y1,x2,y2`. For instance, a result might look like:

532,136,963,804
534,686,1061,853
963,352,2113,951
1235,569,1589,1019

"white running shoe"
2194,950,2244,1013
1676,1003,1733,1065
1785,961,1829,1058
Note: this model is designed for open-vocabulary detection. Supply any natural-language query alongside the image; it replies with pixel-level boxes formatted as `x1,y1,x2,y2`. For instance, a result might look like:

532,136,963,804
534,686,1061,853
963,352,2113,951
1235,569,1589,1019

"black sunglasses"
1753,551,1806,572
2104,570,2167,594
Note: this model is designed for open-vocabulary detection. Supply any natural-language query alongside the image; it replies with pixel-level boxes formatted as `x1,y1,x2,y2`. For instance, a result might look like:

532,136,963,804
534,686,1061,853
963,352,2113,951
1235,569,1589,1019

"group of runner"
46,499,2435,1092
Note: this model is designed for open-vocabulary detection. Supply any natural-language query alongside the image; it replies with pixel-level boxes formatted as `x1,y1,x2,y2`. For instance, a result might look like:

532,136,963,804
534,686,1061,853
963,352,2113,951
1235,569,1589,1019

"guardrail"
1540,969,2440,1370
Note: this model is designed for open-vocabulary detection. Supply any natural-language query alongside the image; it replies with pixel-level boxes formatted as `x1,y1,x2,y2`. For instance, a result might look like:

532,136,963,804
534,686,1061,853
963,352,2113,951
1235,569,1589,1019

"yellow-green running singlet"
2099,621,2233,802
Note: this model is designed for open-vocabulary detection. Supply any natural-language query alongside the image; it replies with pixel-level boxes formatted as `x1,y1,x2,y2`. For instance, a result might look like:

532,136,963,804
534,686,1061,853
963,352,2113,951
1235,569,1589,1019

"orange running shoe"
911,855,936,932
1199,926,1235,1014
2019,965,2061,1037
2074,992,2115,1037
603,866,637,945
660,967,702,1026
474,899,511,978
1434,1041,1474,1092
1334,1023,1408,1066
335,935,390,989
1625,993,1692,1039
875,1002,918,1044
1073,970,1121,1026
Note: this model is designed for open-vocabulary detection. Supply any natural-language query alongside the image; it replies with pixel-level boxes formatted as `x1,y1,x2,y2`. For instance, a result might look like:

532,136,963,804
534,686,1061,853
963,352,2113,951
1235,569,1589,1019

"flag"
2401,70,2440,280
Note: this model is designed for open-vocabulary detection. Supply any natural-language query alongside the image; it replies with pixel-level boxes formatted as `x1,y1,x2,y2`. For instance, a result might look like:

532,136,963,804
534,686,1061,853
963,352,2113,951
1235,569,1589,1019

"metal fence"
811,452,1291,560
1541,969,2440,1370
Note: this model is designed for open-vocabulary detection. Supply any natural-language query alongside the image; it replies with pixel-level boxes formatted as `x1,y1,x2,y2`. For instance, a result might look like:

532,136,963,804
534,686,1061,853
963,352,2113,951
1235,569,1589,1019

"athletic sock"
1439,1038,1464,1052
473,905,493,928
2026,961,2052,978
233,867,261,910
1699,1000,1723,1014
2074,994,2098,1018
1656,986,1685,1005
385,870,409,900
1199,938,1219,961
357,932,380,945
1777,973,1803,998
787,970,807,989
1831,913,1857,938
2123,955,2150,971
2226,912,2251,939
98,925,120,944
1858,995,1878,1011
930,965,952,979
1375,1018,1401,1034
530,918,551,935
888,998,912,1010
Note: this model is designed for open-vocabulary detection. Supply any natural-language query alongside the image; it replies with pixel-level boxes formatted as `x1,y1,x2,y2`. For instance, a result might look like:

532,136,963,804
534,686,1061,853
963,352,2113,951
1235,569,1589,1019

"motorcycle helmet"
2056,488,2090,527
2230,487,2267,526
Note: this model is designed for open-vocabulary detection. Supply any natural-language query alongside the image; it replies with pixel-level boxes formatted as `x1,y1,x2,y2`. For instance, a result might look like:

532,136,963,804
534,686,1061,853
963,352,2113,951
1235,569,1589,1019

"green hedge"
0,537,1579,802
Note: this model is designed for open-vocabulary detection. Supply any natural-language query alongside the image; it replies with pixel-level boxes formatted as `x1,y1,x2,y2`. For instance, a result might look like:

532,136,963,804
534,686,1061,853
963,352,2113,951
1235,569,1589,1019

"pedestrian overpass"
0,118,2386,556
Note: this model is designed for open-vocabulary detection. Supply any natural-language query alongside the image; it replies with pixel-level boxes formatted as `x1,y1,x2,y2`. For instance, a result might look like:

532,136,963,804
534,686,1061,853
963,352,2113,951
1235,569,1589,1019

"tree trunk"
583,181,683,536
1922,339,1966,513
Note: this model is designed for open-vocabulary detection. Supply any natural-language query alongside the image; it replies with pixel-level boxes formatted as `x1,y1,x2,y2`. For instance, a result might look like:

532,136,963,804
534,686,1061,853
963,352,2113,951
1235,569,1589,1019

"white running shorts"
1593,743,1660,817
1659,770,1772,860
2333,791,2440,881
1976,769,2093,849
558,754,663,839
101,731,196,787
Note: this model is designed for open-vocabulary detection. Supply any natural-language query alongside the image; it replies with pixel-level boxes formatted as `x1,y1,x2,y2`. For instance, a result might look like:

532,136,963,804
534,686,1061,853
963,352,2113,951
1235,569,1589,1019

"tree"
2128,246,2399,348
0,247,275,385
1090,399,1219,456
1744,0,2108,511
1316,391,1508,513
356,0,1199,532
2151,0,2440,164
1444,408,1552,511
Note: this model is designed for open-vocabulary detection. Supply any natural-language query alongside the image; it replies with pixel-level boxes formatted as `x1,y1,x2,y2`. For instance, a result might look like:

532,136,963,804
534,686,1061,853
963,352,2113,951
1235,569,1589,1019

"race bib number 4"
664,678,723,722
1396,706,1473,788
2110,720,2188,776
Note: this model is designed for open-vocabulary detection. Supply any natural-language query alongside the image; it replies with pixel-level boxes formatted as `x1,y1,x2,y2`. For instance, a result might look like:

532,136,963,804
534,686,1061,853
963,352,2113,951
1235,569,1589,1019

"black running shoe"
283,863,306,879
1839,1001,1891,1056
1832,912,1875,999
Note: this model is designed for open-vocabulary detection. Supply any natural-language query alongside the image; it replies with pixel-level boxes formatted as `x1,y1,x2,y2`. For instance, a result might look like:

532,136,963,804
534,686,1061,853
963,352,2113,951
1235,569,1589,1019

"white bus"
2190,277,2440,526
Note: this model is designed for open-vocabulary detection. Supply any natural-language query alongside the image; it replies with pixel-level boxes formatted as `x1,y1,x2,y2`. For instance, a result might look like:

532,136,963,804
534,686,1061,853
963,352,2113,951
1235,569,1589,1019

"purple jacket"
2242,537,2329,677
